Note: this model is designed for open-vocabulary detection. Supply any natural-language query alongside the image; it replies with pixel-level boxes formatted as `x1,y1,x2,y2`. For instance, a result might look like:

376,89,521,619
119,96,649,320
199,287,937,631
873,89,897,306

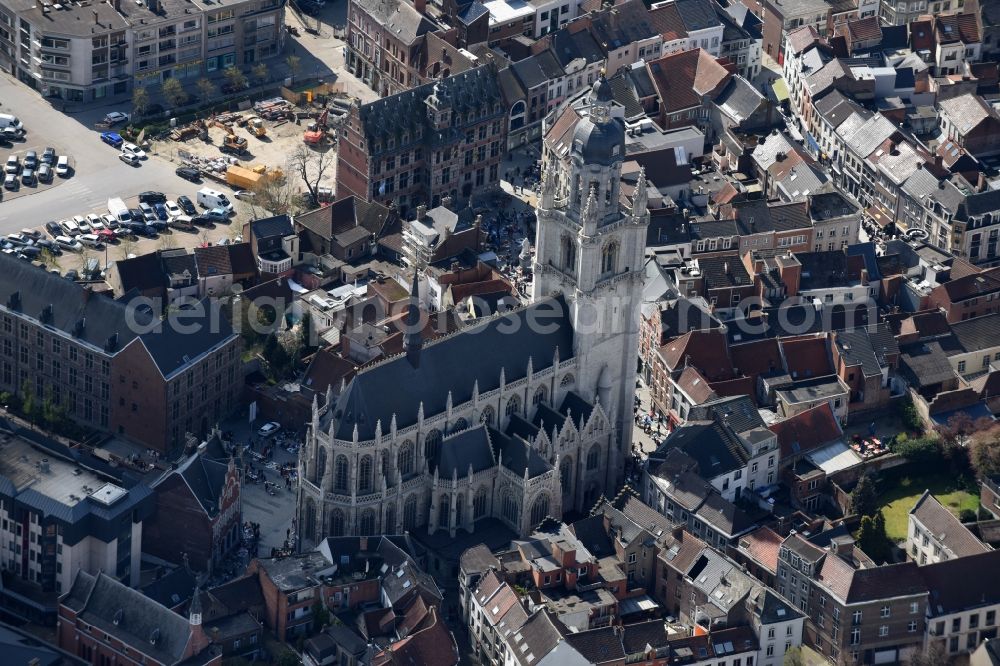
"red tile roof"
730,338,785,379
659,330,734,381
737,527,783,574
785,26,820,55
769,402,843,459
676,366,718,404
646,49,732,115
648,2,688,42
779,334,833,378
373,606,458,666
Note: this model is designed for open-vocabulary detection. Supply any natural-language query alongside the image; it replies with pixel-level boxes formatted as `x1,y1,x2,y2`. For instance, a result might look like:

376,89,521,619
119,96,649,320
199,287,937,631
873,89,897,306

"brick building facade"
336,64,508,216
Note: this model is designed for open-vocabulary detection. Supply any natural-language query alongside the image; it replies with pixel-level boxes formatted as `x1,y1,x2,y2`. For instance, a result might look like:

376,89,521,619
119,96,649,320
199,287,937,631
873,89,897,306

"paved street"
0,74,196,229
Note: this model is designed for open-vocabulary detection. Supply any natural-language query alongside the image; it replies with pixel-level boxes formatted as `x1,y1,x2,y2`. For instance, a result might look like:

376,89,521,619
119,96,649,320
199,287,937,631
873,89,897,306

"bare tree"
908,642,950,666
157,232,178,250
248,171,298,217
132,86,150,117
118,236,137,260
289,144,335,208
39,248,61,272
161,77,188,108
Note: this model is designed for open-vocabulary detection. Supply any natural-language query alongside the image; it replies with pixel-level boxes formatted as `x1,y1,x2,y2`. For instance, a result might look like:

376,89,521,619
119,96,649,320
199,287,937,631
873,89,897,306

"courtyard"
873,467,980,542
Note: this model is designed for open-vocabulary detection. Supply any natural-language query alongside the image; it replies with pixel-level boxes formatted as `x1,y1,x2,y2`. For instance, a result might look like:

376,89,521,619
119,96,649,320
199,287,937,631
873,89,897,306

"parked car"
119,152,140,166
139,191,167,204
153,203,168,220
2,127,23,142
204,207,229,223
21,229,41,240
87,213,104,230
18,246,40,260
104,111,129,126
45,221,62,237
41,147,56,165
257,422,281,437
128,208,144,222
55,155,71,177
191,215,215,227
78,233,104,249
64,269,79,281
175,167,201,183
73,215,90,233
139,202,156,221
37,164,52,183
20,169,34,186
60,219,79,236
4,155,19,174
233,189,255,201
177,195,197,215
102,214,118,229
100,132,124,147
55,235,83,252
35,239,61,255
23,151,37,170
3,174,17,190
122,142,146,160
165,200,182,217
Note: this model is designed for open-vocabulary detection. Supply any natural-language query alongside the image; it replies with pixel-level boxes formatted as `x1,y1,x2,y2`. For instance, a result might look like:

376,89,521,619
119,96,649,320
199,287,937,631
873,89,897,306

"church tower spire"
404,270,423,368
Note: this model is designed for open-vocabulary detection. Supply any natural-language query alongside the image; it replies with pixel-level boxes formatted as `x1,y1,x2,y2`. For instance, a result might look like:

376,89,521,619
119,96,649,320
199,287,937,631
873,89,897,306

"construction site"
158,87,353,206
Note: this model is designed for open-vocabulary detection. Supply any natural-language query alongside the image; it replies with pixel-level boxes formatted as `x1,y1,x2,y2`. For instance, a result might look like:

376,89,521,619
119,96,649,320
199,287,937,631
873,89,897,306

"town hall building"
297,76,648,546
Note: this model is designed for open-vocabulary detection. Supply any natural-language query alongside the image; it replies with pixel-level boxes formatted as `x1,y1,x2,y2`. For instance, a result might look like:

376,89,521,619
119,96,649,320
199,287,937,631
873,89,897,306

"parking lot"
0,136,78,202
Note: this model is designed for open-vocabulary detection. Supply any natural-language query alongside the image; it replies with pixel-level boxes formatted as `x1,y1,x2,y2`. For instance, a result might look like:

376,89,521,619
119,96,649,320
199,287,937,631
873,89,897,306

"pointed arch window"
530,494,550,527
474,487,489,519
439,493,450,529
330,509,345,537
506,395,521,417
601,242,619,276
403,496,418,531
480,406,495,426
358,455,373,494
334,456,349,493
398,441,414,478
587,444,600,471
561,235,576,272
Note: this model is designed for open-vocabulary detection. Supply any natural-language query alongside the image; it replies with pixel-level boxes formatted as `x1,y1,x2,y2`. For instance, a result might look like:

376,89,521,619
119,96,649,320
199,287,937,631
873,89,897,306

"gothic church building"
297,77,648,547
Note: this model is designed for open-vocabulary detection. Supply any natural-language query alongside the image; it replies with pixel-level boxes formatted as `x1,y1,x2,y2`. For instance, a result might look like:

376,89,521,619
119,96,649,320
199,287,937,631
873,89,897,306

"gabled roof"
433,425,496,478
325,296,573,440
564,627,626,664
63,571,195,665
921,550,1000,616
779,335,833,379
172,454,230,518
250,214,293,240
768,402,843,458
647,49,732,114
655,420,749,479
737,526,783,574
785,26,820,56
937,267,1000,302
648,2,687,41
910,490,990,558
659,329,733,381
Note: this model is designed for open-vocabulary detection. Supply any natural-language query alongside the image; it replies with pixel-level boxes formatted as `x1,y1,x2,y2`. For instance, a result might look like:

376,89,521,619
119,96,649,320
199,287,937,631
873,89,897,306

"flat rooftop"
483,0,535,24
0,433,124,508
776,376,846,404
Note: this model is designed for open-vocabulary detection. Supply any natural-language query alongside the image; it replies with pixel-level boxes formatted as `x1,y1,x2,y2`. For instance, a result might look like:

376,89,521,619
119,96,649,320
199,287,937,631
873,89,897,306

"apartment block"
0,0,284,103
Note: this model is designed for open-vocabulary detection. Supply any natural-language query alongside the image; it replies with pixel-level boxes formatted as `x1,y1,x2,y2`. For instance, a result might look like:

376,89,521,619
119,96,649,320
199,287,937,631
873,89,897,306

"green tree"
275,650,301,666
858,511,892,563
161,77,188,108
39,247,60,271
263,333,290,377
897,396,923,432
196,77,217,102
252,62,269,86
312,601,330,629
132,85,151,117
300,311,314,352
285,54,302,82
850,471,879,518
223,66,248,93
892,435,939,466
21,379,36,422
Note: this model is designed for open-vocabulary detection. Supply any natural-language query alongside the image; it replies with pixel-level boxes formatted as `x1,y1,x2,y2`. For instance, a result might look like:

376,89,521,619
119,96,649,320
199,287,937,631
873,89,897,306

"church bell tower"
531,74,649,485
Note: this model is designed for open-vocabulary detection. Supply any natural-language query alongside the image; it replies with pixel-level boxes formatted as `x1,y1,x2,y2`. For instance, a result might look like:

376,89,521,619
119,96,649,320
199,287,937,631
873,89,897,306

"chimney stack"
416,204,427,220
413,0,426,14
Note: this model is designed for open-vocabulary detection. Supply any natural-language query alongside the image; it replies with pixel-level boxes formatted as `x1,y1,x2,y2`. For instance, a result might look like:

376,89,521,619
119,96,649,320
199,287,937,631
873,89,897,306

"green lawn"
875,470,980,542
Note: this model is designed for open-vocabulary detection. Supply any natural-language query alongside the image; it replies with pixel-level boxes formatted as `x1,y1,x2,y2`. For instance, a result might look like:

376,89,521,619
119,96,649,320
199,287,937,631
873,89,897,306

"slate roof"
250,214,293,240
358,64,503,151
64,571,195,665
621,619,670,654
0,254,234,379
326,296,573,440
699,254,753,289
910,490,990,557
433,425,496,477
296,196,395,241
491,427,552,479
688,394,766,434
940,93,997,137
948,313,1000,354
714,76,764,123
841,113,897,159
565,626,626,664
355,0,440,44
921,550,1000,616
752,131,798,171
506,610,565,666
174,454,229,518
114,252,165,294
589,0,659,50
899,341,960,388
674,0,721,31
834,328,884,377
655,420,749,479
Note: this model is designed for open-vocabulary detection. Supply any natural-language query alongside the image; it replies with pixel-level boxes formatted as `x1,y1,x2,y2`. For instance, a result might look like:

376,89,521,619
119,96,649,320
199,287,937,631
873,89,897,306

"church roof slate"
434,426,496,477
324,295,574,440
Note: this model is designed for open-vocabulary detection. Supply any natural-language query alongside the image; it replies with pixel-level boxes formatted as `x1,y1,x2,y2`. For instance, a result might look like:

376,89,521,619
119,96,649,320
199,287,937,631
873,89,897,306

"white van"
197,188,234,214
0,114,23,131
107,197,131,223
